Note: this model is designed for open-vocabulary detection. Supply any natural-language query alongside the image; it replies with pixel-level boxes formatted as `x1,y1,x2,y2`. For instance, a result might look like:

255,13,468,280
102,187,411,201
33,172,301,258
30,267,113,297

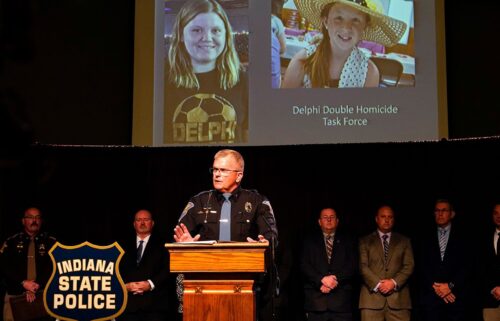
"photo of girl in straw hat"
282,0,407,88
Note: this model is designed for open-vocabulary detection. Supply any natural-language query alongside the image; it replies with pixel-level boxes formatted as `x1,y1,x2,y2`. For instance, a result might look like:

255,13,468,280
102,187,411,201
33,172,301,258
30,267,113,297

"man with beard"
119,209,171,321
0,207,56,321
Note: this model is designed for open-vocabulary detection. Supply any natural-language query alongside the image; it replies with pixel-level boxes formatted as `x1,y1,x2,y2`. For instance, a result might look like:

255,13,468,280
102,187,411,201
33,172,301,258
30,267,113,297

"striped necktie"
325,234,333,263
382,234,389,263
439,228,447,260
137,240,144,265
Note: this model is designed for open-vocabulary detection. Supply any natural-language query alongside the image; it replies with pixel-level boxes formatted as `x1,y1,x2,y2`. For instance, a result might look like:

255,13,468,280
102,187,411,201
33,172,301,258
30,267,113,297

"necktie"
496,232,500,256
439,229,447,260
137,240,144,265
27,237,36,281
219,193,232,241
325,234,333,263
382,234,389,263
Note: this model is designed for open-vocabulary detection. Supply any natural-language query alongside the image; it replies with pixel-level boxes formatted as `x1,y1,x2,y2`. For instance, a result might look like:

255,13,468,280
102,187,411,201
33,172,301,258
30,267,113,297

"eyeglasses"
209,167,241,176
24,215,41,220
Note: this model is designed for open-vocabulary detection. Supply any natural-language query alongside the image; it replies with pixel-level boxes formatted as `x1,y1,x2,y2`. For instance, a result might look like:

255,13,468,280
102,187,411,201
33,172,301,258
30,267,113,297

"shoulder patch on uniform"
262,200,274,215
0,242,7,254
179,202,194,222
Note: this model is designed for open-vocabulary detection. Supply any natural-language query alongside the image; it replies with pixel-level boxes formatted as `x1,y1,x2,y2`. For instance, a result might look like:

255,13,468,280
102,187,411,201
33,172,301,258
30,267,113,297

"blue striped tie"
219,193,231,241
439,228,447,260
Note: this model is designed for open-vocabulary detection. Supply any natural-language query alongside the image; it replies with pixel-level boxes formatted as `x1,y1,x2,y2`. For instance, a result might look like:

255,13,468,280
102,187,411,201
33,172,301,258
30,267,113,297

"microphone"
201,190,214,223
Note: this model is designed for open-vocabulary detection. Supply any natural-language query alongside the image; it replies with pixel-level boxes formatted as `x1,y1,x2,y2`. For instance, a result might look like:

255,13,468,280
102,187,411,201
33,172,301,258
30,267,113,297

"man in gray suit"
359,205,414,321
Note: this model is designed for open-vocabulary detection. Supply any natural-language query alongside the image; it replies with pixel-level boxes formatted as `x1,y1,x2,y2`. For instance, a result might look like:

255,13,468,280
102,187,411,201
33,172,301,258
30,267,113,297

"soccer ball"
173,93,236,123
172,93,237,143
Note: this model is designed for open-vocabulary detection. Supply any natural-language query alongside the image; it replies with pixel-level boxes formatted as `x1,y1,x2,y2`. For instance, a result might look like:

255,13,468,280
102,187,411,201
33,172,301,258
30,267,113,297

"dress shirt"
494,229,500,255
437,224,451,247
322,232,336,245
377,230,392,247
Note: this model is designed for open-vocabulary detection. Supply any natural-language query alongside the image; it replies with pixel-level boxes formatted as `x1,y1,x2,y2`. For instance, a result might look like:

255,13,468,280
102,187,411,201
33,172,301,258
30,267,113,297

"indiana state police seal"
43,241,127,321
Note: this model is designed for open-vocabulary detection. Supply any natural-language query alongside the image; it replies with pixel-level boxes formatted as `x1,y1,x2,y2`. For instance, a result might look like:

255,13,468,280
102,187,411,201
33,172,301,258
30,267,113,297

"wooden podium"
166,242,268,321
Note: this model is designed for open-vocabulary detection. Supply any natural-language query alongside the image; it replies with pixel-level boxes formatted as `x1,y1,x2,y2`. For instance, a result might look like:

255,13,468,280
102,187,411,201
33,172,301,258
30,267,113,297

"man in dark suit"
119,209,170,321
418,199,469,321
481,203,500,321
358,205,414,321
300,207,356,321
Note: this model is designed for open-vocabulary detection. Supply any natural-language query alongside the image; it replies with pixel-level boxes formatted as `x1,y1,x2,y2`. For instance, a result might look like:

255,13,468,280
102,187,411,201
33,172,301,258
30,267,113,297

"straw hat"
293,0,407,47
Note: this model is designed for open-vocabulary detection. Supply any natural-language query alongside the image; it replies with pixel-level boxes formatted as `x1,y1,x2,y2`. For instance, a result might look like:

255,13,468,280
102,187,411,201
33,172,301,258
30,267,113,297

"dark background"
1,1,499,320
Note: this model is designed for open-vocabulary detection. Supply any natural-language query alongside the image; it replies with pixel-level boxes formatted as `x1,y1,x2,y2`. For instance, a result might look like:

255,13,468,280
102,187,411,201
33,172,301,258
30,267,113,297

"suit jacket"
119,234,170,314
358,231,414,309
480,229,500,308
300,230,356,312
417,224,469,308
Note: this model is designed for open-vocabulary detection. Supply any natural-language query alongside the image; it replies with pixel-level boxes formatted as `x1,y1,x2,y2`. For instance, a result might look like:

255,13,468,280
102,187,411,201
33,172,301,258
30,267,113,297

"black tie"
137,240,144,265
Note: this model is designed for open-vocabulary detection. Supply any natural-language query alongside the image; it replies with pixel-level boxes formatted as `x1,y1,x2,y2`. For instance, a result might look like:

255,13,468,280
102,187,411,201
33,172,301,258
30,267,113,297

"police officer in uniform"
0,207,56,321
173,149,277,242
173,149,278,321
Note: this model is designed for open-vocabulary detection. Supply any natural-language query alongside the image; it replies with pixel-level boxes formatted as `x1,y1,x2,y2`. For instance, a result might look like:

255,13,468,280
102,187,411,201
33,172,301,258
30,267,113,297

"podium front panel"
183,280,254,321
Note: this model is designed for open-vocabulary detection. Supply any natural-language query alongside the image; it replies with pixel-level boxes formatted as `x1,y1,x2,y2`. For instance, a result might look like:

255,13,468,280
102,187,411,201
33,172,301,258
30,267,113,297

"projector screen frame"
132,0,448,146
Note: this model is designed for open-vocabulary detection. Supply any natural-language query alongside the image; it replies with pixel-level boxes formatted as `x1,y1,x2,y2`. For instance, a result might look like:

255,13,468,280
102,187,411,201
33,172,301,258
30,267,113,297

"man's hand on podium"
174,223,201,242
246,235,269,243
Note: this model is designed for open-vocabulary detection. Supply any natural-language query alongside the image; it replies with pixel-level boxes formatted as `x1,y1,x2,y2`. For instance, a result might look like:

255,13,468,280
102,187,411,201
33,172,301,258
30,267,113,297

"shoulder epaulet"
6,232,23,241
193,190,215,198
38,231,56,240
0,233,22,254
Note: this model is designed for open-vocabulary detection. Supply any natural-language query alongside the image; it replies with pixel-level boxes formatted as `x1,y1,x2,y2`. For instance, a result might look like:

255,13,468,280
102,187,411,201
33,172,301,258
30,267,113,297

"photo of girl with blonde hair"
164,0,248,144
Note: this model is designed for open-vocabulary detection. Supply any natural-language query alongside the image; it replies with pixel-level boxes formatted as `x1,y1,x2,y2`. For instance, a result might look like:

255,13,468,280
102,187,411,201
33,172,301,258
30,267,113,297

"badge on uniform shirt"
245,202,252,213
39,243,46,256
16,241,24,252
